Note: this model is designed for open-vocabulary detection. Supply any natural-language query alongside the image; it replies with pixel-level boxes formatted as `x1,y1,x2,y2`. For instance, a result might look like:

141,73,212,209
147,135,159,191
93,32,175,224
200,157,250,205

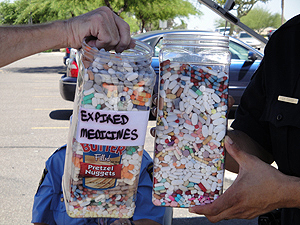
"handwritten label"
76,107,149,146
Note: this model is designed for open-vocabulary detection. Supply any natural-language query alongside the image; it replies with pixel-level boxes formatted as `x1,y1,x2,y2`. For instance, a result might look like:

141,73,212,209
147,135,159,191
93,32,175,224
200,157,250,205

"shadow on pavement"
49,109,73,120
5,66,66,74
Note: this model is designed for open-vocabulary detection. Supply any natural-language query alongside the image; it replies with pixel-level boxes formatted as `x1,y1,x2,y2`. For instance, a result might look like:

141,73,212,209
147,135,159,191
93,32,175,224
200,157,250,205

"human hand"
66,6,135,52
110,218,132,225
189,135,288,222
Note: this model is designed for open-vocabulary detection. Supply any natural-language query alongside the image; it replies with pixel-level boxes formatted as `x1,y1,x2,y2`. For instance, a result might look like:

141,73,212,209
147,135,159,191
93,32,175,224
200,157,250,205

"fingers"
227,95,235,110
190,187,235,215
225,135,249,167
89,7,122,50
110,219,132,225
150,127,156,137
112,13,132,53
67,6,133,52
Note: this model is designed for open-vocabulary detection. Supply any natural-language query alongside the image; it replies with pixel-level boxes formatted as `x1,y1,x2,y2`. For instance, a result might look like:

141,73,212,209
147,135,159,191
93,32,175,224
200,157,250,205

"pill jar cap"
162,32,229,48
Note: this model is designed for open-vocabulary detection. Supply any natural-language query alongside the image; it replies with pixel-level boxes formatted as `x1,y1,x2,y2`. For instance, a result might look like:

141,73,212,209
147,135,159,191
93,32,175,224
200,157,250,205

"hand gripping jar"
152,32,231,207
62,39,156,218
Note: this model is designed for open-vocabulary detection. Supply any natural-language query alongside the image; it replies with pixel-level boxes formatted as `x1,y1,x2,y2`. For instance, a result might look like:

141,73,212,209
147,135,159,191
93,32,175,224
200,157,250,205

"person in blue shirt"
32,145,165,225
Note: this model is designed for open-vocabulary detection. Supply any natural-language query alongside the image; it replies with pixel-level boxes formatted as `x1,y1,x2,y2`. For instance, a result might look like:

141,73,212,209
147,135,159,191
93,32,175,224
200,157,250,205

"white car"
215,27,237,37
238,31,262,50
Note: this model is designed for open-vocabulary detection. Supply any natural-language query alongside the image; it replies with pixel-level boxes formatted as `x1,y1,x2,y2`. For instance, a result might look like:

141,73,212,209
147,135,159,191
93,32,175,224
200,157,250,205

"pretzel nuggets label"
79,143,125,190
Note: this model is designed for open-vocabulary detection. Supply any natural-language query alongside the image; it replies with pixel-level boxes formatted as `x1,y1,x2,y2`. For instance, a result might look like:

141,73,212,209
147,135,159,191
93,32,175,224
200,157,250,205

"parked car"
267,29,276,40
215,27,237,37
59,30,263,116
59,48,78,101
237,31,262,50
63,47,71,66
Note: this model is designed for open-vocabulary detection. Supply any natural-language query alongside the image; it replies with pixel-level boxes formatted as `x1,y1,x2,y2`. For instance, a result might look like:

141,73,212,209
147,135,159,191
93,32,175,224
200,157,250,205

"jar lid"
162,32,229,48
81,39,153,63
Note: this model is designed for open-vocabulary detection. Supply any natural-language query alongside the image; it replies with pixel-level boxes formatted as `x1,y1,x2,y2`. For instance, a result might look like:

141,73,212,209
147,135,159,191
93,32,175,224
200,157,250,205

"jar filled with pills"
62,39,156,218
152,32,231,207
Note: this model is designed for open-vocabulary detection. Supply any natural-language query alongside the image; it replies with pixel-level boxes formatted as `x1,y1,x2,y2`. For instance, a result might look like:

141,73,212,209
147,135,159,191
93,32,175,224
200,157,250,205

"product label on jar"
76,107,149,146
79,143,126,190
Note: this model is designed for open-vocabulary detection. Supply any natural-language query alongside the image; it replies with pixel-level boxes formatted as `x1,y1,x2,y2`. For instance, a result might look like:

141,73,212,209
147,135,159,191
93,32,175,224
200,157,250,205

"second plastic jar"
152,32,231,207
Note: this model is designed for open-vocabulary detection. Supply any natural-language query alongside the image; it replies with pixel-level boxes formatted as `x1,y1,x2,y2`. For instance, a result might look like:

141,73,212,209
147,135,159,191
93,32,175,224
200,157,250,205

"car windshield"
239,33,252,38
229,41,250,60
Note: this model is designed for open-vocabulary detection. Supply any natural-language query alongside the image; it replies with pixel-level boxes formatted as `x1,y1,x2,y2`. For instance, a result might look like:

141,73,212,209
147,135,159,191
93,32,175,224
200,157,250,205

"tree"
131,0,201,32
240,6,282,33
1,0,201,33
209,0,270,34
0,0,31,24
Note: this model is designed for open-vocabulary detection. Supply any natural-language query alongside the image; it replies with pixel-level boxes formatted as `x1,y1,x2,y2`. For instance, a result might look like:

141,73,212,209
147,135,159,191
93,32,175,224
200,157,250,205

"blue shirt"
32,145,165,225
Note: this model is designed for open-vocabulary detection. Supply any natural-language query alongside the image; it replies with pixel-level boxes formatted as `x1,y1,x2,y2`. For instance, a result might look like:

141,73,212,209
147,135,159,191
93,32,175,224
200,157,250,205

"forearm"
281,174,300,208
0,21,67,67
225,130,274,173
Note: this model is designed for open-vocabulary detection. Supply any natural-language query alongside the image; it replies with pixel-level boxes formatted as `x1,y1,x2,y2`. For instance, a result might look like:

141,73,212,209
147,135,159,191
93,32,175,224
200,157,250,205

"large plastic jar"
152,32,231,208
62,39,156,218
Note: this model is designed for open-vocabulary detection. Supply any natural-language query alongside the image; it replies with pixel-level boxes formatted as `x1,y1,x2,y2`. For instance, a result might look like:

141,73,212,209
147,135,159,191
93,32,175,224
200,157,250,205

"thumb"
225,135,248,166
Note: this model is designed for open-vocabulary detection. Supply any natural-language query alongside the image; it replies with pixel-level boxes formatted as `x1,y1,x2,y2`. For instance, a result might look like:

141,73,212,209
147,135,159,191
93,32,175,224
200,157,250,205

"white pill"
184,123,194,131
126,73,138,81
211,112,221,120
212,93,221,103
213,117,226,125
108,68,115,75
199,85,206,92
164,79,170,90
183,134,195,142
202,125,209,137
208,124,214,135
166,114,178,122
186,105,193,114
188,89,198,98
171,85,180,94
168,80,178,89
162,72,171,80
191,113,198,125
84,88,95,95
169,74,179,81
216,130,226,141
214,125,225,133
189,98,196,105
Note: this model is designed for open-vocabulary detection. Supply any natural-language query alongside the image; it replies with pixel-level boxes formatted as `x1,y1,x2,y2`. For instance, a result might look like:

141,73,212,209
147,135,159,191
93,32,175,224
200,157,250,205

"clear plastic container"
62,39,156,218
152,33,231,207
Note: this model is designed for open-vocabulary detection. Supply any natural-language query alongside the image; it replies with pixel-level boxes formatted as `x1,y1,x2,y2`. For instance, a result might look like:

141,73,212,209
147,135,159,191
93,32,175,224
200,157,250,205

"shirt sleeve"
32,147,67,225
132,150,165,224
31,159,56,225
231,55,273,153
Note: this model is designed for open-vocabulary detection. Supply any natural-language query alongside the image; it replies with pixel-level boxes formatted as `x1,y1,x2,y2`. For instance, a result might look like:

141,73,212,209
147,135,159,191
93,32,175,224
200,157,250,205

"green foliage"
215,0,270,18
212,0,278,35
0,0,29,24
240,6,282,33
121,13,140,34
0,0,201,33
132,0,201,31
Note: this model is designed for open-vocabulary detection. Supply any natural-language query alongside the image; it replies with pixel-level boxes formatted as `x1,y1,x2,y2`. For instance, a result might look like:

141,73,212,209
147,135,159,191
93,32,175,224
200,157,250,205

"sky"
186,0,300,30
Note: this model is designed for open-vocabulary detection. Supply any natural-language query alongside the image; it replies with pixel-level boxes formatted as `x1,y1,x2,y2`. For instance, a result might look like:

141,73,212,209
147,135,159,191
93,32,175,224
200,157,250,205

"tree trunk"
281,0,284,24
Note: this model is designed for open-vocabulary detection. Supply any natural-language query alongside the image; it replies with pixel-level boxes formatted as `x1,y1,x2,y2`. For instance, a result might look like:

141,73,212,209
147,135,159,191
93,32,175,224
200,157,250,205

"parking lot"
0,52,257,225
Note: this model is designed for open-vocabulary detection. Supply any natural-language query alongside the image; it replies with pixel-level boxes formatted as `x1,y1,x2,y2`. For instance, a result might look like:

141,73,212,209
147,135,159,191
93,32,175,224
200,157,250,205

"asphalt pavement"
0,52,258,225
